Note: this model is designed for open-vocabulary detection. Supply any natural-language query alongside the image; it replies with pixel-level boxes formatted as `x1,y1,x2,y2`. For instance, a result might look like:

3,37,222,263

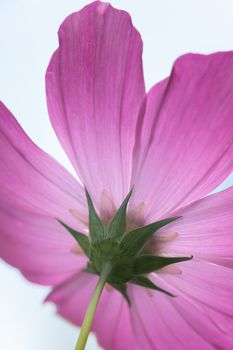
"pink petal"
150,259,233,348
46,1,145,207
47,272,135,350
0,205,87,285
158,259,233,317
131,52,233,220
0,102,88,284
130,262,233,350
157,185,233,267
0,101,86,228
129,285,212,350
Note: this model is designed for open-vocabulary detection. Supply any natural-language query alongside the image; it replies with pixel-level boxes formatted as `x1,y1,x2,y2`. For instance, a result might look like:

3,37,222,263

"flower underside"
60,188,192,304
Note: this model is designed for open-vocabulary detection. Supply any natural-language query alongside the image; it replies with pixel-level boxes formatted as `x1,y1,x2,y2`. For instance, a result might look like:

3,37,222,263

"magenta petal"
47,272,135,350
46,1,145,206
159,260,233,319
129,284,213,350
0,206,87,285
0,101,86,228
129,267,233,350
132,52,233,219
158,186,233,267
0,102,88,284
150,260,233,348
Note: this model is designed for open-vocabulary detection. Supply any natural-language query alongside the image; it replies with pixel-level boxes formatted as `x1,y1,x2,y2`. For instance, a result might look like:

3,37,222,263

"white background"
1,0,233,349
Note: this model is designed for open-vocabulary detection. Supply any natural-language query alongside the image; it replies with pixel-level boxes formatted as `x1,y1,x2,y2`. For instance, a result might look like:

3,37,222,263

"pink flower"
1,1,233,349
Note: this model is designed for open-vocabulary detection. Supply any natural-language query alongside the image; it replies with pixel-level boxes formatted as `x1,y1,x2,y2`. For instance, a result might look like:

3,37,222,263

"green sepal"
110,283,131,305
84,262,97,274
133,255,193,275
120,217,180,256
85,188,105,243
90,239,134,284
108,188,133,240
59,221,90,258
130,275,175,297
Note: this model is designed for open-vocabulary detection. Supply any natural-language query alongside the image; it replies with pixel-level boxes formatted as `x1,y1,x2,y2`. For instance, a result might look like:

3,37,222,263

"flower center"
61,188,192,304
88,239,134,284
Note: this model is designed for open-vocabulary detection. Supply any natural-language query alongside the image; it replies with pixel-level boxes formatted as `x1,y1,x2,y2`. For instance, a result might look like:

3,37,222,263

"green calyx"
60,188,192,305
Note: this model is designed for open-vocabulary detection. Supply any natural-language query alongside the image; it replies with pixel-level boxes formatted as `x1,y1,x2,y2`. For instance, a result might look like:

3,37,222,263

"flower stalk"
75,263,111,350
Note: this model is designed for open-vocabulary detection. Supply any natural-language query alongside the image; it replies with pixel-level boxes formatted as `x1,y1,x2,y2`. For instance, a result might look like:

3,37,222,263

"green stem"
74,264,111,350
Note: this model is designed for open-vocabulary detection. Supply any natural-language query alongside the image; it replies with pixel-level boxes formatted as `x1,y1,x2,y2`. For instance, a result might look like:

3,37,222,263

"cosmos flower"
1,1,233,349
